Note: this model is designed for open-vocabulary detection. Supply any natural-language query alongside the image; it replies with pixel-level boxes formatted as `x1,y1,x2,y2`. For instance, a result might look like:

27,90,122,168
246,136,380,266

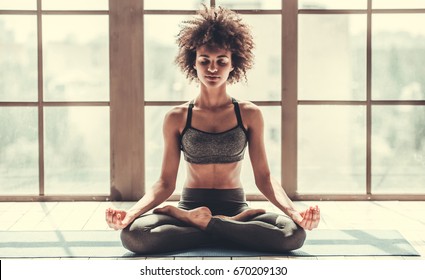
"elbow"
163,182,176,194
254,171,272,191
156,178,176,194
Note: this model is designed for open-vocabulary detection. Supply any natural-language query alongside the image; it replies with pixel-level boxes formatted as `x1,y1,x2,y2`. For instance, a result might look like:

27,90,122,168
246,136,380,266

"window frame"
0,0,110,201
296,0,425,200
1,0,425,201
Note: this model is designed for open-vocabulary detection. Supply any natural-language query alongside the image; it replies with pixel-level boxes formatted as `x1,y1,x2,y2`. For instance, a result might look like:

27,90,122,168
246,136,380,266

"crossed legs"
120,211,212,254
121,205,306,254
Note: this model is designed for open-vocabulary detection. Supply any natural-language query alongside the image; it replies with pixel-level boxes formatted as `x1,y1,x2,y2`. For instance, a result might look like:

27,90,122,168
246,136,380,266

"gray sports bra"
180,98,248,164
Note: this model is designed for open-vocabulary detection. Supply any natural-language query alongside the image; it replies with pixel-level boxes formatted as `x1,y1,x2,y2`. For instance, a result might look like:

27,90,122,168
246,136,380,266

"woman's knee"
277,223,306,252
288,226,306,251
255,213,307,252
120,227,140,253
120,226,153,254
120,213,179,254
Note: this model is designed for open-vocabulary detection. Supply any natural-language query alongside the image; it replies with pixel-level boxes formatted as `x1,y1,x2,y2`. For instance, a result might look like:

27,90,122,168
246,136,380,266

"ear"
193,65,197,70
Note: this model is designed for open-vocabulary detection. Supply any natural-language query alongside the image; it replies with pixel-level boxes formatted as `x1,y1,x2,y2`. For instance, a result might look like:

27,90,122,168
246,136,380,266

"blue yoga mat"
0,229,419,258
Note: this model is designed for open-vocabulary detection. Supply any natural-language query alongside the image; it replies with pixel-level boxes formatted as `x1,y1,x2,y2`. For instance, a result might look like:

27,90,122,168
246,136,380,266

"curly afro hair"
175,5,254,84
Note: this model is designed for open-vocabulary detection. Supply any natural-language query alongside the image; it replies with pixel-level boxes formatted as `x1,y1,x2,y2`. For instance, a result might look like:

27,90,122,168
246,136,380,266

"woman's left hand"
293,205,320,230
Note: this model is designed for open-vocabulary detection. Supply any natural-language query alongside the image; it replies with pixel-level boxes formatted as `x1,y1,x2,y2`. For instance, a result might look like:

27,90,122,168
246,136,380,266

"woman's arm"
243,103,320,230
106,107,184,230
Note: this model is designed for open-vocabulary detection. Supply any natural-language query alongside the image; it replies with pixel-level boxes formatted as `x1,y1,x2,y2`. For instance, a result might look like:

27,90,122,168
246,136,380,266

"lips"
205,75,220,79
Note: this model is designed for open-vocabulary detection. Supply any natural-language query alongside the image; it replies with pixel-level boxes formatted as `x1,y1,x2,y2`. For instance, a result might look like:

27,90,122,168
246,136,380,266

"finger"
306,209,314,230
113,213,121,225
307,208,313,220
311,208,320,229
106,209,114,225
117,214,125,228
308,208,316,229
310,214,318,229
313,208,319,221
114,221,122,230
111,211,117,225
314,206,320,218
299,209,310,230
317,209,321,223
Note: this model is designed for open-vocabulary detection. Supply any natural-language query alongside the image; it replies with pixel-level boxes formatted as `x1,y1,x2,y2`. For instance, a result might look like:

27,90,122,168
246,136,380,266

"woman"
106,6,320,254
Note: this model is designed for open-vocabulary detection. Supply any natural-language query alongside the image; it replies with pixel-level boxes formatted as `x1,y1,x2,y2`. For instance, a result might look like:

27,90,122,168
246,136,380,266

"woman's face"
194,45,234,88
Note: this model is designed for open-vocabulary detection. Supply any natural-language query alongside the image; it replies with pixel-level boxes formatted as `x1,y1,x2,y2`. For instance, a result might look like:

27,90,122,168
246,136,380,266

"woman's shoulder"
234,99,263,130
166,102,189,116
235,99,262,117
163,102,190,128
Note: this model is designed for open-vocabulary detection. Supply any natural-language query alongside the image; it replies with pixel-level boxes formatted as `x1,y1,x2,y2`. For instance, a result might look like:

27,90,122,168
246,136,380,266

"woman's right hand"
105,207,132,230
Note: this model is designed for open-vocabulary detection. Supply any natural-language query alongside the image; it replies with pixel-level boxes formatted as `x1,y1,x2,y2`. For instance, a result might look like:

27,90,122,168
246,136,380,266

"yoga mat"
0,230,419,258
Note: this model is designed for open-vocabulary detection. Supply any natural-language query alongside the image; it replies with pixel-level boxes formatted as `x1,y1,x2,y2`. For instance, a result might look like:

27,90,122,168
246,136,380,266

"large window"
1,0,424,201
297,0,425,198
0,0,110,199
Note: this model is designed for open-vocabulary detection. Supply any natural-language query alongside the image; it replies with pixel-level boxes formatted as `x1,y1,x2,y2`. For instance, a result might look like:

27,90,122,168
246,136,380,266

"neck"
196,84,230,109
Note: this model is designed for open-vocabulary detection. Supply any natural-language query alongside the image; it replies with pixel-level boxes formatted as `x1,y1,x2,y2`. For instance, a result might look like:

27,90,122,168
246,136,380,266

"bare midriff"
184,161,243,189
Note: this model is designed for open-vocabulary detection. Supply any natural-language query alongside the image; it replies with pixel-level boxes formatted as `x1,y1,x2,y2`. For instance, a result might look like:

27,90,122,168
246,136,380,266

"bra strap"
185,100,195,128
232,98,244,127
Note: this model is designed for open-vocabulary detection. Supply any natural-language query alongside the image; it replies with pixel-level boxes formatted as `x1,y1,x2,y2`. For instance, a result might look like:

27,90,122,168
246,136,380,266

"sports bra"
180,98,248,164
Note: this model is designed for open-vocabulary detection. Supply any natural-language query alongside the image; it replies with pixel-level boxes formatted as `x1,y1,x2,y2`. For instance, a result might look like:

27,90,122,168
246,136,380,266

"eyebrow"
198,54,230,58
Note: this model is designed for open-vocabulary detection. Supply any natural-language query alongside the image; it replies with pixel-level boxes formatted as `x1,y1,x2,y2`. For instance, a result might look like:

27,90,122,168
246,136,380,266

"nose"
207,62,218,73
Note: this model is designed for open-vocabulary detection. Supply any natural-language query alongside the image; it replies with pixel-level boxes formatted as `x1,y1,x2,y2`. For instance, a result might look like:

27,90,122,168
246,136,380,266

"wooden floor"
0,200,424,260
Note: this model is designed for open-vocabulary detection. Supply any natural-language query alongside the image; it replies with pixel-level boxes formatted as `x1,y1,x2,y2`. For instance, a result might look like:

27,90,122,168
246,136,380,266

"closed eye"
217,60,228,66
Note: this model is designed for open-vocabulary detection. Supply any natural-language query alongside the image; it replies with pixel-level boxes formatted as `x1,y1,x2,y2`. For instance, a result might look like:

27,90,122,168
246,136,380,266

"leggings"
120,188,306,254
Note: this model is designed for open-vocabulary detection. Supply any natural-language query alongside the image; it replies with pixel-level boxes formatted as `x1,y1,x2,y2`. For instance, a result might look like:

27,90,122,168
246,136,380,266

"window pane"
0,107,38,195
145,106,186,193
43,15,109,102
372,106,425,194
145,14,280,102
0,15,37,102
144,0,206,10
145,106,280,195
0,0,35,10
299,0,367,9
44,107,110,195
216,0,281,9
298,106,366,194
299,15,366,100
42,0,108,10
242,106,281,194
144,15,199,101
372,14,425,100
229,15,281,101
373,0,425,9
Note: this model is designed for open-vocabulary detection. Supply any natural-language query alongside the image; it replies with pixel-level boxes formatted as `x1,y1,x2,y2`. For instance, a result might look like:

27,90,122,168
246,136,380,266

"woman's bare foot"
154,205,212,230
215,208,266,222
154,206,265,230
